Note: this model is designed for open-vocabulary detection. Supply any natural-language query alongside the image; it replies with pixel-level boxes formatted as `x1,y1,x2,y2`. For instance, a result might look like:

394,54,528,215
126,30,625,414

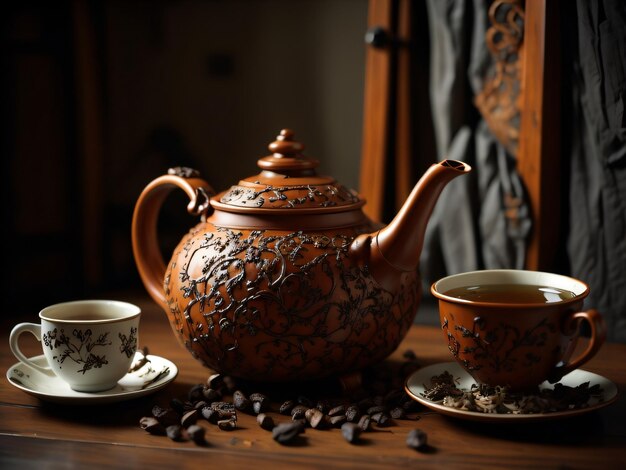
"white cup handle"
9,323,55,376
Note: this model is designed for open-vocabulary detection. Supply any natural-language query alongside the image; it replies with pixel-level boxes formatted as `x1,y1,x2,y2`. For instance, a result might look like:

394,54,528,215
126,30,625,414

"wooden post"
517,0,561,271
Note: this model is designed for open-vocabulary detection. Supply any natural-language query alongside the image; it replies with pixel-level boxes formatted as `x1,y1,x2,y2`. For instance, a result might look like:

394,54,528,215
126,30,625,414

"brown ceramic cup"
431,269,606,392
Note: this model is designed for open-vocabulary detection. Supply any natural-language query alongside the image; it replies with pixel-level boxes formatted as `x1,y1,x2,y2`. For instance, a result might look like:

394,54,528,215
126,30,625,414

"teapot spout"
350,160,471,291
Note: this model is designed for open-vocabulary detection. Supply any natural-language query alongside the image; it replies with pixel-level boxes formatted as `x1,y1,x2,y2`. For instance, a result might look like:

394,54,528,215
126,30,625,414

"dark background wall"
3,0,368,313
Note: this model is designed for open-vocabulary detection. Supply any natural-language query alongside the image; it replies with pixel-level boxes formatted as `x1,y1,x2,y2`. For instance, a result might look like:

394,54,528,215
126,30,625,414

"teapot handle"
131,167,214,311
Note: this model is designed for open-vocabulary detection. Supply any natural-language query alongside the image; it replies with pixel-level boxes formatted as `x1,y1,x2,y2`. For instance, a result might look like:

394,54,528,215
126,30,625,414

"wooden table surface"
2,292,625,469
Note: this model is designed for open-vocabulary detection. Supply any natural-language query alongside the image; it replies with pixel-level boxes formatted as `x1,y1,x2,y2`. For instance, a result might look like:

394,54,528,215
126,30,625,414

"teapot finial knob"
269,129,305,158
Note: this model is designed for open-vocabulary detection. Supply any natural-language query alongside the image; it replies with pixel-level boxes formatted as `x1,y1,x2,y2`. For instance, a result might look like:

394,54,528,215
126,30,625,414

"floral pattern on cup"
119,327,138,358
42,326,137,375
442,314,557,373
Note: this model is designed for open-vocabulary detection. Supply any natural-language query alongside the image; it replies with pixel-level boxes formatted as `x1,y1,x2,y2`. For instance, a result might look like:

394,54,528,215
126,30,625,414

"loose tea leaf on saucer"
420,372,605,414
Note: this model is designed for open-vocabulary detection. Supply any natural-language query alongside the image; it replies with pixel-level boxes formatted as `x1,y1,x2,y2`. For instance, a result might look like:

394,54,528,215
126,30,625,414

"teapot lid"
211,129,364,214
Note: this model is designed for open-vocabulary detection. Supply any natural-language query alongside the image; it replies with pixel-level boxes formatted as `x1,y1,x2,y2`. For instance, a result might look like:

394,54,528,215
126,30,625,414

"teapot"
132,129,470,382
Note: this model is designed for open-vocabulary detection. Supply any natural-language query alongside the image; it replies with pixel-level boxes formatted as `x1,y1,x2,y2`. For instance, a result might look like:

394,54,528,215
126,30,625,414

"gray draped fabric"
567,0,626,342
420,0,531,290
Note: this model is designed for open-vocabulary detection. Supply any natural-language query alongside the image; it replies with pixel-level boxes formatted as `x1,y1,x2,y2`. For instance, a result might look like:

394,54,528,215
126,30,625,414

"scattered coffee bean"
328,405,346,417
403,349,417,361
291,404,308,420
341,422,361,444
233,390,251,412
192,400,208,410
279,400,295,415
316,400,330,414
308,409,325,429
297,395,314,408
371,412,391,427
211,401,235,411
357,414,371,432
188,383,204,402
256,413,274,431
406,429,428,451
367,405,387,415
186,424,206,445
329,415,347,427
202,387,222,402
170,398,186,414
223,375,237,393
217,409,236,420
181,409,199,427
166,424,186,441
139,416,166,435
390,407,405,419
207,373,224,390
250,393,269,413
201,406,219,424
152,405,179,426
218,419,237,431
345,405,361,422
304,408,317,422
272,421,305,444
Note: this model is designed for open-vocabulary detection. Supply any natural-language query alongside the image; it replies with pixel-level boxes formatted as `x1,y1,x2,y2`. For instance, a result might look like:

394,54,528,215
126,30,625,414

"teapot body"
164,219,420,381
132,130,470,382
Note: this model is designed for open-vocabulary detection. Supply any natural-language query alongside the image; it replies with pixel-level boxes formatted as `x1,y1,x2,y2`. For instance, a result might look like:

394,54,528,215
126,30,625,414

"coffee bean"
328,405,347,417
218,419,237,431
256,413,274,430
181,409,199,427
250,393,268,414
290,404,308,420
193,400,208,410
202,387,222,402
297,395,314,408
403,349,417,361
151,405,179,426
406,429,428,451
272,421,305,444
371,412,391,427
308,409,325,429
279,400,295,415
166,424,186,441
186,424,206,445
367,405,387,415
390,407,405,419
316,400,330,414
170,398,186,414
345,405,361,422
304,408,317,422
357,414,371,431
341,422,361,444
201,406,219,424
188,383,204,402
211,401,235,412
207,373,224,390
329,415,347,427
233,390,251,412
223,375,237,393
139,416,166,435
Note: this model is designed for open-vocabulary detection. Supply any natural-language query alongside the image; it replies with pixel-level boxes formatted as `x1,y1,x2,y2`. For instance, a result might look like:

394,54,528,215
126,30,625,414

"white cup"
9,300,141,392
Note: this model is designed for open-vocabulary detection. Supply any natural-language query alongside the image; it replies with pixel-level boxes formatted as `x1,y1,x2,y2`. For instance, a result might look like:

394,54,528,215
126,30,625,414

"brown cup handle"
551,309,606,382
131,169,214,310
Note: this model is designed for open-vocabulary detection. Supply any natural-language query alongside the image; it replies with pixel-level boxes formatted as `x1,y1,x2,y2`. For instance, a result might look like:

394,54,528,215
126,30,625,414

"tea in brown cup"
431,269,606,392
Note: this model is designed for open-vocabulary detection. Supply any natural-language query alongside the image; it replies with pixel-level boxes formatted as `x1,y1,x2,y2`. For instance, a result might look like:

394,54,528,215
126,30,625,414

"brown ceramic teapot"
132,129,470,382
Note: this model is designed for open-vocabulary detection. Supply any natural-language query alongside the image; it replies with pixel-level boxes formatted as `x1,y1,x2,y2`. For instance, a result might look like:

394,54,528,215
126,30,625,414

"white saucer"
405,362,619,423
6,351,177,405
